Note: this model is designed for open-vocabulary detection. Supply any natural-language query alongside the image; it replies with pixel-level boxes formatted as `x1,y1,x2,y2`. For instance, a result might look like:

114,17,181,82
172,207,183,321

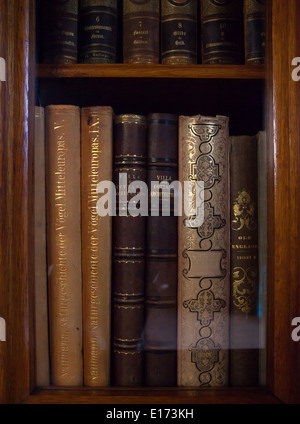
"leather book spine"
42,0,78,64
79,0,118,63
113,114,147,386
161,0,197,64
201,0,242,64
145,113,178,387
244,0,266,64
178,114,230,387
81,106,113,387
123,0,160,64
230,135,259,386
45,105,83,386
34,106,50,387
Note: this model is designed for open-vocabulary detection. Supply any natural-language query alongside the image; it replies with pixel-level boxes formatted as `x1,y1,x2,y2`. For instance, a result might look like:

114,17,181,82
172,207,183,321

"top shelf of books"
37,64,265,80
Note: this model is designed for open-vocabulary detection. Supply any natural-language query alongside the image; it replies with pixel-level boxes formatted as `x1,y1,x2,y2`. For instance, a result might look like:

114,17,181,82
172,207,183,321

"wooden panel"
0,0,34,404
37,64,265,80
267,0,300,404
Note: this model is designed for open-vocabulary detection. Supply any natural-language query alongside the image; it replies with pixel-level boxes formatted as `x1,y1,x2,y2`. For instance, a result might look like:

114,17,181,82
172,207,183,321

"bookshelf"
0,0,299,404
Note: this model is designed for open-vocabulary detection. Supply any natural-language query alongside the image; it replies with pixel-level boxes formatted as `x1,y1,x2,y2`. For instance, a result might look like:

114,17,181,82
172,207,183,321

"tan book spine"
178,114,230,387
34,106,50,387
81,106,113,387
46,105,83,386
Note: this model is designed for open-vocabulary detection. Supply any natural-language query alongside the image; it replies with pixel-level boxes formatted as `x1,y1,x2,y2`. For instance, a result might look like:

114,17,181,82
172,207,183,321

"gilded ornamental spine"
244,0,266,64
161,0,197,64
230,135,259,386
42,0,79,64
81,106,113,386
201,0,242,64
45,105,83,386
123,0,160,63
178,114,230,387
79,0,119,63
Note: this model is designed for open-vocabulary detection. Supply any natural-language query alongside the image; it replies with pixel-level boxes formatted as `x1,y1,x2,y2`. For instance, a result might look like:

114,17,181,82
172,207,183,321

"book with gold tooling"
112,114,147,386
230,135,259,386
201,0,242,64
45,105,83,386
42,0,79,64
81,107,113,386
79,0,119,63
123,0,160,63
244,0,266,64
161,0,197,64
178,114,230,387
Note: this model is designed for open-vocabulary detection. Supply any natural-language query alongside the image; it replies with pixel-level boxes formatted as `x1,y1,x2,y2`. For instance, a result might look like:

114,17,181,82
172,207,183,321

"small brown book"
230,135,259,386
112,114,147,386
178,114,230,387
123,0,160,64
45,105,83,386
42,0,78,64
161,0,197,64
81,106,113,387
144,113,178,387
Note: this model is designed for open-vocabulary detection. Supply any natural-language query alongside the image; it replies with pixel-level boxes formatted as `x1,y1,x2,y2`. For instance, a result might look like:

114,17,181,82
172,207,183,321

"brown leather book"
178,114,230,387
42,0,78,64
161,0,197,64
145,113,178,387
112,114,147,386
244,0,266,64
79,0,119,63
81,106,113,387
230,135,259,386
45,105,83,386
201,0,243,64
123,0,160,64
34,106,50,387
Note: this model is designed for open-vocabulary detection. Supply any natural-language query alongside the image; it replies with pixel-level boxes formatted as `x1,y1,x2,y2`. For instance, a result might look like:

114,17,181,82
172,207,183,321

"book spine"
244,0,266,64
34,106,50,387
42,0,78,64
145,113,178,387
79,0,118,63
201,0,242,64
81,106,113,387
178,114,230,387
229,135,259,386
113,114,147,386
123,0,160,64
161,0,197,64
45,105,83,386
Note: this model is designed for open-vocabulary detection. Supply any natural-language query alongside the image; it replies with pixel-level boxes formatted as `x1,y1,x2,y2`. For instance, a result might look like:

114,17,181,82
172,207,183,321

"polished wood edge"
23,387,281,405
37,64,266,80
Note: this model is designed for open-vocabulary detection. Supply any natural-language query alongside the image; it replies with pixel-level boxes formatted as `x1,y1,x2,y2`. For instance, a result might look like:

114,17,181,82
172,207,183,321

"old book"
230,135,259,386
34,106,50,387
42,0,78,64
45,105,83,386
123,0,160,64
201,0,242,64
81,106,113,387
257,131,267,386
178,114,230,387
112,114,147,386
79,0,118,63
161,0,197,64
244,0,266,64
144,113,178,387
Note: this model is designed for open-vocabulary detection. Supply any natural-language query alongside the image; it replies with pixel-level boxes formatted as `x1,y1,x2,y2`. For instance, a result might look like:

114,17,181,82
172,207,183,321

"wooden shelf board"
24,387,281,404
37,64,265,80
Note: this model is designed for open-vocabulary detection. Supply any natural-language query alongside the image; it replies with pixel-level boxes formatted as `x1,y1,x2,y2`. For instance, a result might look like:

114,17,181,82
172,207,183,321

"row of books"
34,105,267,388
39,0,266,65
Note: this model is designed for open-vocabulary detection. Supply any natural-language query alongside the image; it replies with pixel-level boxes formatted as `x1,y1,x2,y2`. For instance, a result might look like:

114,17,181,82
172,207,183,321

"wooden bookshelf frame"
0,0,299,404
